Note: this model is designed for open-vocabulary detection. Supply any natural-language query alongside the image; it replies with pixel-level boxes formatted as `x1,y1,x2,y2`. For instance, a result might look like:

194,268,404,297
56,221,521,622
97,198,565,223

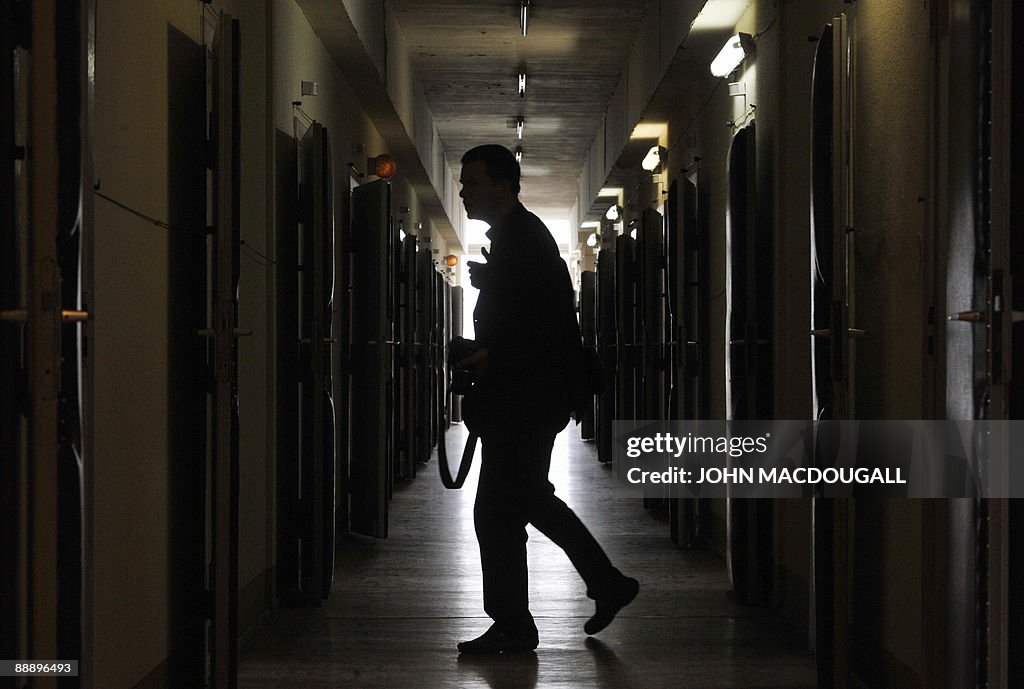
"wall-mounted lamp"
445,254,459,267
710,33,753,78
586,233,598,248
518,71,527,97
367,153,397,178
605,205,621,222
520,0,530,36
641,145,666,172
514,146,523,163
516,116,524,139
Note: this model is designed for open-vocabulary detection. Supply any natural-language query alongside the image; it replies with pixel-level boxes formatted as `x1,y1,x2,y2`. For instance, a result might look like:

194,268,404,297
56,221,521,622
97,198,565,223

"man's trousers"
473,432,627,635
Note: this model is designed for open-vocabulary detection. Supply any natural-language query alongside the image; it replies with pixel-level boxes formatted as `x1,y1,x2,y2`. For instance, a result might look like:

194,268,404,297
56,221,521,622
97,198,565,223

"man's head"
459,144,521,225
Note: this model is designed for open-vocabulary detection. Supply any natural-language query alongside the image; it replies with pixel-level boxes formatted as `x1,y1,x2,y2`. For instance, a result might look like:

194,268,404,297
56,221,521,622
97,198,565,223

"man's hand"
467,247,492,289
456,347,490,378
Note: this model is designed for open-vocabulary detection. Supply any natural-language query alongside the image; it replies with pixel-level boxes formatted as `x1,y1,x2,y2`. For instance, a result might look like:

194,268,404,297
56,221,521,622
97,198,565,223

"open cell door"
579,270,597,439
278,119,343,601
450,285,464,424
725,122,773,607
0,0,19,670
615,235,638,423
809,15,855,688
349,179,393,538
397,233,418,475
1,1,92,684
596,239,617,463
808,14,885,689
808,19,839,689
207,13,240,688
639,209,667,421
414,246,434,465
667,175,710,548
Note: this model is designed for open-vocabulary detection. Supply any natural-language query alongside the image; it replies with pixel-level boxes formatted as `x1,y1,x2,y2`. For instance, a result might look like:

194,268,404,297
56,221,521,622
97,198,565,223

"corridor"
237,427,817,689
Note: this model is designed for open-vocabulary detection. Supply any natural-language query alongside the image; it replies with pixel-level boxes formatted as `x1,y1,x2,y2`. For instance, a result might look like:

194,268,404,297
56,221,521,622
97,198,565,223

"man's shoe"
457,624,539,654
584,577,639,635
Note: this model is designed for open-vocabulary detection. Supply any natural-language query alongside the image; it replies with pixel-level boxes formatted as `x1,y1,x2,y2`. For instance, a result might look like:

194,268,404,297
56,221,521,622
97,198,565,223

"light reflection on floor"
238,423,817,689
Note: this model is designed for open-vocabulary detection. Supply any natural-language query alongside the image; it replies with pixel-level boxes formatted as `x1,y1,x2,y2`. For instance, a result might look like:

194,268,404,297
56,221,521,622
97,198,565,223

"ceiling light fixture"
516,116,524,139
630,122,668,140
580,221,600,229
597,187,623,197
518,71,527,97
710,33,753,78
642,145,665,172
690,0,750,32
520,1,530,36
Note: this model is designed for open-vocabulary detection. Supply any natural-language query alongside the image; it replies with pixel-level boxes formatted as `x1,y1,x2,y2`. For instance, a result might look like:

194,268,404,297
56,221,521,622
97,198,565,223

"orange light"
370,153,397,178
445,254,458,267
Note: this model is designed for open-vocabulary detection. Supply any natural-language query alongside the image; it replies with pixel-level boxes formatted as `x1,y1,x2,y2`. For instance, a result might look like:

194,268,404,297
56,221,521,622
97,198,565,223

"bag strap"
438,340,479,489
438,412,478,489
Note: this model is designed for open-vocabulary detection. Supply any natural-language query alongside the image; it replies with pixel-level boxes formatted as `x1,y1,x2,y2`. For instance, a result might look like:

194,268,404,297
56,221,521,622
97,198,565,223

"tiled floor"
238,426,817,688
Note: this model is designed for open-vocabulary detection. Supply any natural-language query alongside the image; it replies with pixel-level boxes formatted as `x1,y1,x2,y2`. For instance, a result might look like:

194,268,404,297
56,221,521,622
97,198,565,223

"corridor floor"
238,426,817,689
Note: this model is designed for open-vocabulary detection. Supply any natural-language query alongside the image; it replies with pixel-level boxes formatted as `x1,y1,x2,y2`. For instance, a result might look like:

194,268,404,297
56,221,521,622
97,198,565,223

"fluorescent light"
520,0,530,36
605,205,621,221
690,0,751,32
518,72,527,97
641,145,663,172
630,122,668,140
597,187,623,197
516,116,524,139
710,34,751,78
580,221,600,229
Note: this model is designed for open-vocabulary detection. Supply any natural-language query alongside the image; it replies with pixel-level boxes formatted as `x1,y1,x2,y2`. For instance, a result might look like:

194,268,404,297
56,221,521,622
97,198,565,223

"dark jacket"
466,203,582,440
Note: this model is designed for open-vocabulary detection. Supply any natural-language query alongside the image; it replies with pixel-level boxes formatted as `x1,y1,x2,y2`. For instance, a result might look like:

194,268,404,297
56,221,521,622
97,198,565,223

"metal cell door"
596,240,617,463
639,209,667,421
724,121,773,607
615,235,638,423
1,1,92,685
207,14,240,688
349,179,392,538
579,270,597,439
667,175,709,548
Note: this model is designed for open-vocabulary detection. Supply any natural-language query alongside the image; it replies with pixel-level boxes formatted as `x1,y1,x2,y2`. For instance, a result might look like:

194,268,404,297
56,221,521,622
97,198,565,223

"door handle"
810,328,865,338
948,310,985,322
1,308,90,323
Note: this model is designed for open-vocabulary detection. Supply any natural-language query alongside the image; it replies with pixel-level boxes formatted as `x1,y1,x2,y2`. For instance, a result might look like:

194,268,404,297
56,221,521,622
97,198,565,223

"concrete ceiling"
296,0,743,239
388,0,654,217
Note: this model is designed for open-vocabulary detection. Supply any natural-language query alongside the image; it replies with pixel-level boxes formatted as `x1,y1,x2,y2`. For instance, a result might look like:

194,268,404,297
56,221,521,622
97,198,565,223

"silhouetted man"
455,144,638,654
